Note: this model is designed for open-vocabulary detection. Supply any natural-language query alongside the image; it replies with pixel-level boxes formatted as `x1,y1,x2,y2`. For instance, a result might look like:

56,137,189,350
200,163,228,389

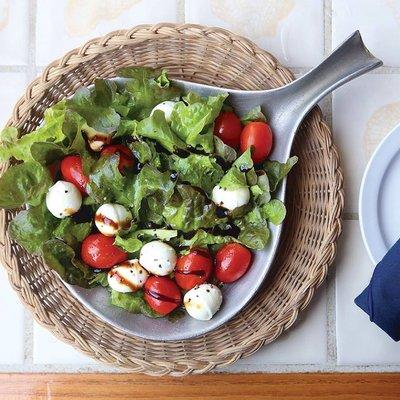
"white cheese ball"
95,203,132,237
211,185,250,211
184,284,223,321
107,259,149,293
150,101,176,123
84,129,112,152
46,180,82,219
139,241,177,276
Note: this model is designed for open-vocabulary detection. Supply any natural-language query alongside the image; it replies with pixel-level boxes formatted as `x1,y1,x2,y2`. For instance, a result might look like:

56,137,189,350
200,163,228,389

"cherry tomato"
213,111,242,149
240,121,273,164
144,276,181,316
48,160,60,181
214,243,252,283
60,155,89,195
175,248,213,290
101,144,134,172
81,233,128,269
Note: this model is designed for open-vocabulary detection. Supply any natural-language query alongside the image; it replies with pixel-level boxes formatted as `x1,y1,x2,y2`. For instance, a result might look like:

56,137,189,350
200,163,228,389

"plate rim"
359,121,400,265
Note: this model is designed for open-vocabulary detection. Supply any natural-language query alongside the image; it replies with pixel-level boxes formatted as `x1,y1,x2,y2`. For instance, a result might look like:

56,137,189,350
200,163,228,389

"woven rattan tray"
0,23,343,376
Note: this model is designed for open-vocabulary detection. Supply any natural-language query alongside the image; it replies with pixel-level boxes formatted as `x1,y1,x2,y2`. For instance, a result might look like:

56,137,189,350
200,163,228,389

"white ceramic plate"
360,122,400,265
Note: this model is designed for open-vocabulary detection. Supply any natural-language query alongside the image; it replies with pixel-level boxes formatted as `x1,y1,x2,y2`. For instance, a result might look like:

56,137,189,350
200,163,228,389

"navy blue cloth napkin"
355,238,400,341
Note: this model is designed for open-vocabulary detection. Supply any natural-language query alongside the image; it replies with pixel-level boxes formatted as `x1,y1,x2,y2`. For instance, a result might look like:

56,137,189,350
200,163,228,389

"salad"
0,67,297,321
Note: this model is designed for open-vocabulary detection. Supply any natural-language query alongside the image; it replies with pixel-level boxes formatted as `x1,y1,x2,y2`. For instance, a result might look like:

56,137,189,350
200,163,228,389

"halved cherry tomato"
81,233,128,269
144,276,181,316
101,144,134,172
240,121,273,164
214,243,252,283
60,155,89,195
213,111,242,149
175,248,213,290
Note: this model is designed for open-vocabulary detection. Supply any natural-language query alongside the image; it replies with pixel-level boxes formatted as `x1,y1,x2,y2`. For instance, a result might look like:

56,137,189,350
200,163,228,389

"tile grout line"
22,0,38,367
27,0,37,81
323,0,337,368
0,363,399,374
177,0,185,23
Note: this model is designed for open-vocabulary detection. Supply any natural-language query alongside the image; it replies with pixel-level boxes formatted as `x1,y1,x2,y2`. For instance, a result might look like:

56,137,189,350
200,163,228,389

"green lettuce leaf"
30,109,94,170
114,234,142,253
236,206,270,250
115,119,138,138
0,161,52,208
240,106,267,124
0,106,67,162
213,136,237,163
175,229,235,248
263,156,298,191
42,239,94,288
170,93,228,152
53,218,92,249
89,272,109,287
251,172,271,206
132,164,176,219
117,67,180,120
110,289,162,318
129,140,162,167
67,86,120,134
136,110,186,153
262,199,286,225
91,78,132,115
87,154,133,206
9,202,59,254
169,153,224,195
218,148,253,190
115,229,178,253
163,185,221,232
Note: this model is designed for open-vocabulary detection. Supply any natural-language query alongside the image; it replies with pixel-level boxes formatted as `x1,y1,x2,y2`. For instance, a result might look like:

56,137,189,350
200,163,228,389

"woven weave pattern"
0,23,343,376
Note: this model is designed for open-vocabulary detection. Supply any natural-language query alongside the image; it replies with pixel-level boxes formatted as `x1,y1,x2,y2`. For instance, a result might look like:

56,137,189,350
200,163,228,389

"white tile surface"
332,0,400,67
0,72,27,128
33,322,97,364
185,0,324,68
336,221,400,365
332,74,400,213
237,286,327,366
0,266,25,364
36,0,179,66
0,0,29,65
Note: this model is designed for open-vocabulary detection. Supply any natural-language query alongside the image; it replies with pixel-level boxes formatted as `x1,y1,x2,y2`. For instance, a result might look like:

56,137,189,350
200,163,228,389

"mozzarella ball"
211,185,250,211
184,284,223,321
46,180,82,219
95,203,132,237
107,259,149,293
84,129,112,152
150,101,176,123
139,241,177,276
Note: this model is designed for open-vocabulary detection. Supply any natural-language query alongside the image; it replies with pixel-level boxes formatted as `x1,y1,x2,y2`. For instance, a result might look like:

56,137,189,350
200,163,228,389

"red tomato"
214,243,252,283
101,144,134,172
213,111,242,149
81,233,128,269
144,276,181,316
175,249,213,290
60,155,89,195
48,160,60,181
240,121,273,164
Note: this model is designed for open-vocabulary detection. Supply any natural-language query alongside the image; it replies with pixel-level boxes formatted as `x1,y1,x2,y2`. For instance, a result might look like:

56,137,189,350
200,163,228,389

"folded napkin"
355,238,400,341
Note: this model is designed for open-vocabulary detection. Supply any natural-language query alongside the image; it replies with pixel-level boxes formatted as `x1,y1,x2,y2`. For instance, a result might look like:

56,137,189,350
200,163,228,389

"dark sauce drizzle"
144,288,181,304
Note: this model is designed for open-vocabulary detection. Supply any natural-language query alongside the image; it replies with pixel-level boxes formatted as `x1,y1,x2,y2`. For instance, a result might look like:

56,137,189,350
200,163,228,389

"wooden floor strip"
1,373,400,400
